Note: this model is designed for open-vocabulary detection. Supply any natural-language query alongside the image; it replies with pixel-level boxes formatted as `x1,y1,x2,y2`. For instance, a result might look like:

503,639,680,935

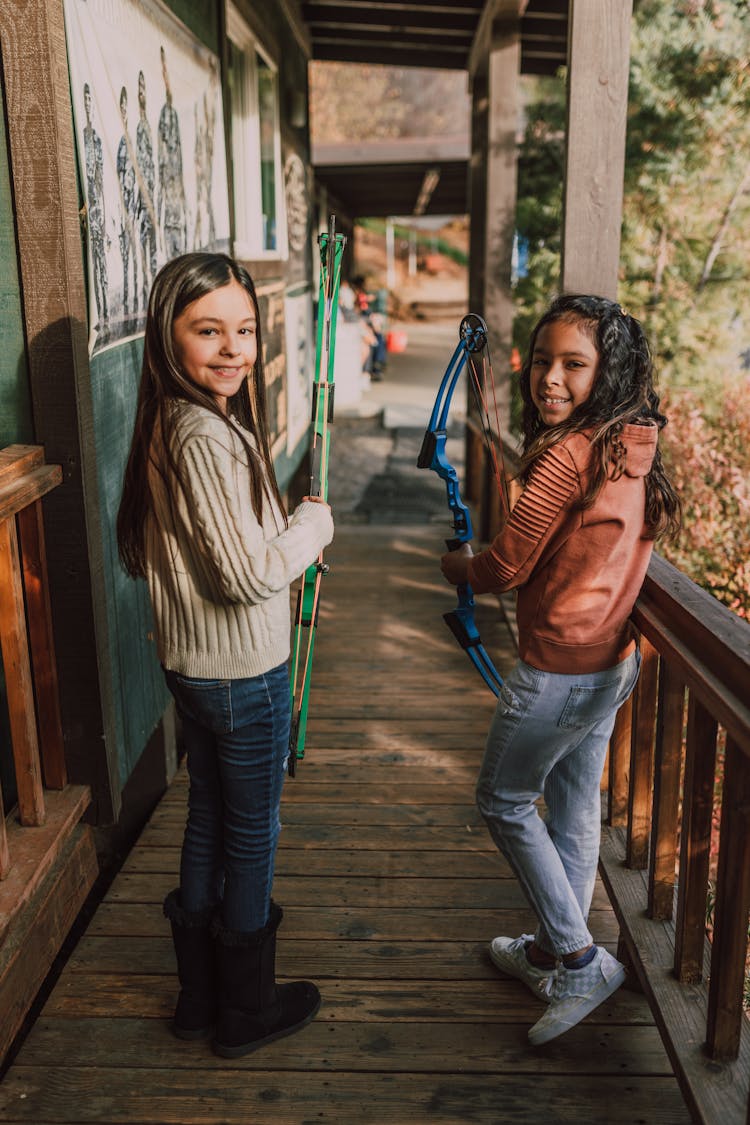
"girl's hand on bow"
441,542,473,586
302,495,331,510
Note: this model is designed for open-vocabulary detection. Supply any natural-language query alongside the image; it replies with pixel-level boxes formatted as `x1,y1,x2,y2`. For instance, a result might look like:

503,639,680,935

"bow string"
417,313,509,696
288,215,346,775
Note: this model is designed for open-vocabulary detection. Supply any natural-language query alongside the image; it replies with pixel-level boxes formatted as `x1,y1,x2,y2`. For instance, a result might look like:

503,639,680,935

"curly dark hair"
518,294,680,540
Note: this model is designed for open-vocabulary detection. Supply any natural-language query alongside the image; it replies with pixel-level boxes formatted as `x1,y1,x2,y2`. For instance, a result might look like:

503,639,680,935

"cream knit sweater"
145,403,334,679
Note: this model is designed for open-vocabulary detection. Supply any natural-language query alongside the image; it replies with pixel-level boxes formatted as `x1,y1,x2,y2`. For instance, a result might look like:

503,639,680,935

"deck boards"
0,524,692,1123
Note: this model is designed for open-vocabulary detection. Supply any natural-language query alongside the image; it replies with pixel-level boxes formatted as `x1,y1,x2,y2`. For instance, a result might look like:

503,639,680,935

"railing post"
674,694,717,982
608,694,632,827
17,499,66,789
706,736,750,1059
648,658,685,920
626,635,658,868
0,515,45,827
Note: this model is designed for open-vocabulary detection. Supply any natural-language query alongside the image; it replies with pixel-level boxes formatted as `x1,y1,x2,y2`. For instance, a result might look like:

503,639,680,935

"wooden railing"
600,553,750,1125
0,445,66,872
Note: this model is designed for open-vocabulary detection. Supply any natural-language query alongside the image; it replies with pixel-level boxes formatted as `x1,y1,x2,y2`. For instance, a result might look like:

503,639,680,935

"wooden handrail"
0,445,64,877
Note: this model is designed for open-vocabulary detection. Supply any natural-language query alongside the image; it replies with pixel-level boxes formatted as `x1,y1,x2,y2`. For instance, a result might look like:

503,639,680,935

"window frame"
226,3,288,261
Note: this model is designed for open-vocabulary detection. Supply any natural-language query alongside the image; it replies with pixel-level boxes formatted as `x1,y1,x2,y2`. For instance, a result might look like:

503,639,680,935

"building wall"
0,0,319,825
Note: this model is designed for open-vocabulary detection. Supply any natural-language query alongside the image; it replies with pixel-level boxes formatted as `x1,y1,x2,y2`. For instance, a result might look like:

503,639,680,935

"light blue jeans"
476,650,640,957
164,663,290,933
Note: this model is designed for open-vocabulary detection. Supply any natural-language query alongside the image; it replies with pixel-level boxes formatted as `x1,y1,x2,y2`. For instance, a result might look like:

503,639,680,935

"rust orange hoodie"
468,422,658,674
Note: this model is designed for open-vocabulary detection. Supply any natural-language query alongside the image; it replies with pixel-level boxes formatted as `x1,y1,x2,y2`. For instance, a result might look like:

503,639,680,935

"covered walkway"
0,323,690,1123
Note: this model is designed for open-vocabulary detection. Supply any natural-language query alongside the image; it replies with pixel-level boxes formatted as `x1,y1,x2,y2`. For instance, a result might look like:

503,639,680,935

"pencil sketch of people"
135,70,157,308
83,82,108,328
157,46,187,259
116,86,139,318
193,88,217,250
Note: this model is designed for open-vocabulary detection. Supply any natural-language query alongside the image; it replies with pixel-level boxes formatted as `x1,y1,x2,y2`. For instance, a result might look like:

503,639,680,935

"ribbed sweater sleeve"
144,404,335,679
468,444,580,593
179,427,334,605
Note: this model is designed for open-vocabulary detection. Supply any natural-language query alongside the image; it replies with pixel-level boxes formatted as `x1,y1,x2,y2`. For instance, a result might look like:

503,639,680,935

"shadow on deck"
0,515,690,1122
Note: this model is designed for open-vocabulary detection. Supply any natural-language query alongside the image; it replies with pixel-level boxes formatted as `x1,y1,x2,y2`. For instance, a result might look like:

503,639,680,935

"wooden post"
674,694,718,983
626,635,658,869
706,736,750,1060
468,6,520,537
562,0,633,298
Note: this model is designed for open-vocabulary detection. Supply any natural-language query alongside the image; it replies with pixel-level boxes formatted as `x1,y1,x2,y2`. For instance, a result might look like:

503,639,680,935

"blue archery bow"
417,313,504,696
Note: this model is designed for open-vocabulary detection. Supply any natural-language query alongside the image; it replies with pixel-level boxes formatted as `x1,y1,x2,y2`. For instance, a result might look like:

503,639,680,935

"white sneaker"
489,934,557,1002
528,945,626,1045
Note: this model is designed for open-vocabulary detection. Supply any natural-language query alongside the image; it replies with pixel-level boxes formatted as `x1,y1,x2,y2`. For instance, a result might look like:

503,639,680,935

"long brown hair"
117,252,286,578
518,294,681,541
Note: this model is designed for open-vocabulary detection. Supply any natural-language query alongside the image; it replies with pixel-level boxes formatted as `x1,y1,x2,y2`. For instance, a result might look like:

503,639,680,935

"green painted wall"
89,340,170,787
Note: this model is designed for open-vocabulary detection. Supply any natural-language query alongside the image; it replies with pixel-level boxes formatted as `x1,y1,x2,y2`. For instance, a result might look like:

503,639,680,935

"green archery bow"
288,215,346,775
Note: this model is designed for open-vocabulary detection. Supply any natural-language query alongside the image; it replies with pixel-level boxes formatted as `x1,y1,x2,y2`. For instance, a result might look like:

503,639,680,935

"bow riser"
417,313,504,698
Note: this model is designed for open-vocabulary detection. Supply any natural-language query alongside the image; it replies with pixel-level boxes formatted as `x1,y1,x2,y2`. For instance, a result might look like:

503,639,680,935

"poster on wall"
256,282,288,457
284,288,314,456
64,0,231,356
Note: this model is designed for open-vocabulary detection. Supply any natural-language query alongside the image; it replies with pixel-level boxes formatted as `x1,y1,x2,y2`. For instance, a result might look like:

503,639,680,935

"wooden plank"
0,445,43,483
46,972,648,1024
17,498,66,789
137,821,493,850
0,786,91,943
83,902,620,943
13,1015,673,1073
562,0,633,297
0,463,62,523
0,1067,692,1124
0,516,45,827
143,802,487,829
600,828,750,1125
123,847,514,879
0,825,98,1063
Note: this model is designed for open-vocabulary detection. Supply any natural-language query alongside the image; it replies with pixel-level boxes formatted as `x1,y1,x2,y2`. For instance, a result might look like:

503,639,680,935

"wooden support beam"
467,10,520,534
562,0,633,298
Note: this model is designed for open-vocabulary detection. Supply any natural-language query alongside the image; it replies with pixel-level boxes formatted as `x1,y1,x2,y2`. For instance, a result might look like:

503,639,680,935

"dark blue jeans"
163,663,290,932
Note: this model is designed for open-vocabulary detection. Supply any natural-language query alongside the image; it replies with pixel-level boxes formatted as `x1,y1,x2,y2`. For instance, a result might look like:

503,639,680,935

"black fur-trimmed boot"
212,900,321,1058
163,888,218,1040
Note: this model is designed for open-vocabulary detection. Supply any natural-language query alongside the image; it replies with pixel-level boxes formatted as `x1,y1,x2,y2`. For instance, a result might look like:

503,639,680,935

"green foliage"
358,217,469,267
512,1,750,618
659,384,750,617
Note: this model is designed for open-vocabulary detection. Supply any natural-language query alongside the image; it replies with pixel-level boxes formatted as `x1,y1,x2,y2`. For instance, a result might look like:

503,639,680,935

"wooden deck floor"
0,523,692,1123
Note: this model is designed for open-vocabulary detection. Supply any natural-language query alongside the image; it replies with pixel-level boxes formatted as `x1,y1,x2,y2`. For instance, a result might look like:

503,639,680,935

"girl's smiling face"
530,318,600,426
172,279,257,412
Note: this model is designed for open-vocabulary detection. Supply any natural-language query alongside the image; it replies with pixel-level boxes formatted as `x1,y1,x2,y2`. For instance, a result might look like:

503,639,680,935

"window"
226,4,286,258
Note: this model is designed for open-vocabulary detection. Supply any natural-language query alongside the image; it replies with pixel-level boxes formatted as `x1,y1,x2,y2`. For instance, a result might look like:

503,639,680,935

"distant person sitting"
352,275,387,381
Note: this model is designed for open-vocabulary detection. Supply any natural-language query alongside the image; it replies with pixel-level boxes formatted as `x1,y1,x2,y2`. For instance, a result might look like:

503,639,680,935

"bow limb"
288,215,346,776
417,313,504,697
